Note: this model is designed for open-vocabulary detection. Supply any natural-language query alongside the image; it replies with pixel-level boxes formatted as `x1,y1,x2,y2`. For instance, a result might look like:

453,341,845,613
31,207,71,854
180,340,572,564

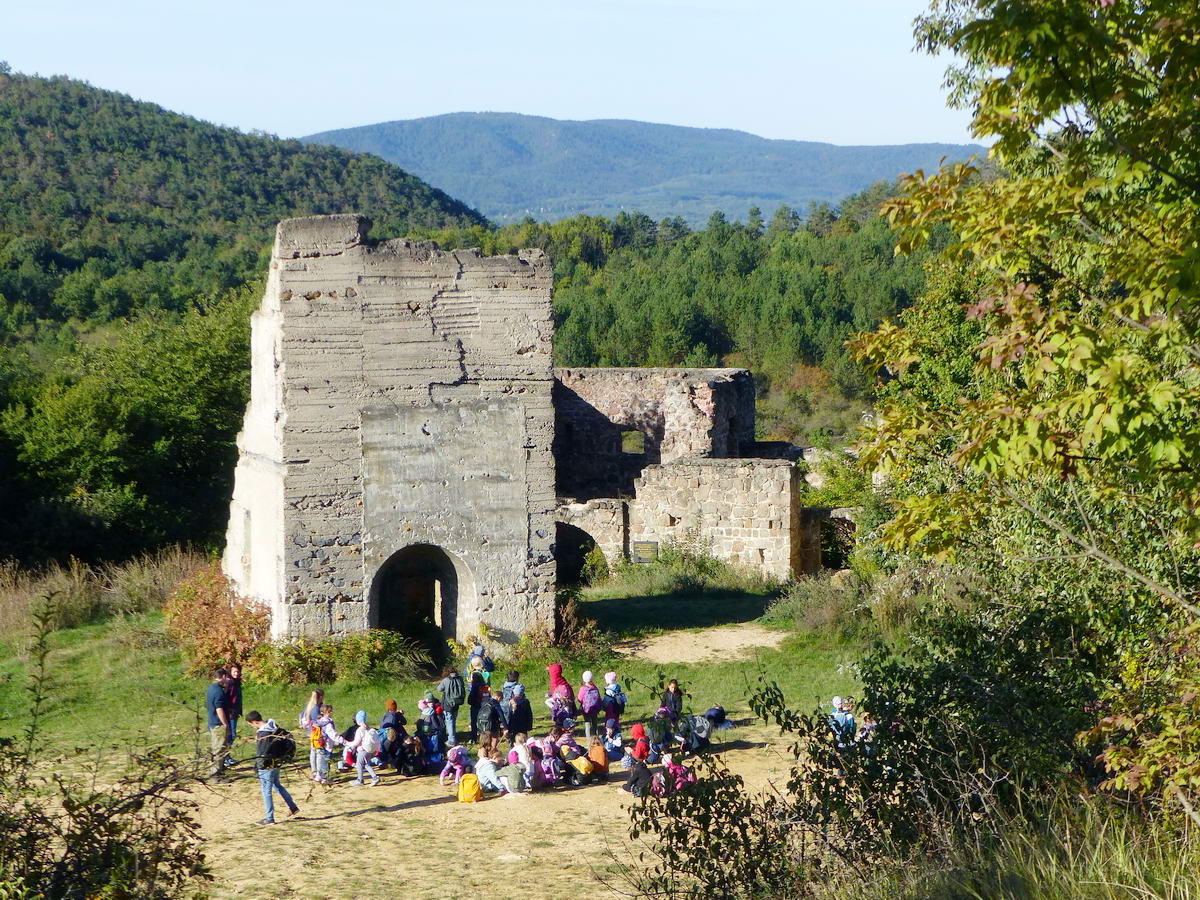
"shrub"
0,602,210,898
580,545,610,585
247,630,433,685
163,562,269,674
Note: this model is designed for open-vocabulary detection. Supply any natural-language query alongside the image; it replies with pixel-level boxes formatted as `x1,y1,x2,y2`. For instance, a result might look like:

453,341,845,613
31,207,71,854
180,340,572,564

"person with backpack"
438,667,465,746
505,684,533,743
308,703,345,784
476,686,503,748
829,696,856,751
603,671,627,726
577,671,603,740
345,710,381,786
545,663,576,724
247,710,299,825
617,757,653,799
465,661,487,743
500,670,523,725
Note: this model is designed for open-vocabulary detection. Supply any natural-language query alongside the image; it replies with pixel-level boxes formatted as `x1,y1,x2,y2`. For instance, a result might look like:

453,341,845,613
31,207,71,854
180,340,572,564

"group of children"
293,648,730,802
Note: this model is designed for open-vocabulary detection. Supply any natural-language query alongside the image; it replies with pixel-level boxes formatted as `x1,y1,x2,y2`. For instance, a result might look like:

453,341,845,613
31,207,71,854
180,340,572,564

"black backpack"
478,700,498,735
265,727,296,764
443,674,466,708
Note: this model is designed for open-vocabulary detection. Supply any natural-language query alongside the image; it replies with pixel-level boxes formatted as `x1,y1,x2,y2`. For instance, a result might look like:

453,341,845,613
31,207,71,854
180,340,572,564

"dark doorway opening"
372,544,463,660
555,523,599,586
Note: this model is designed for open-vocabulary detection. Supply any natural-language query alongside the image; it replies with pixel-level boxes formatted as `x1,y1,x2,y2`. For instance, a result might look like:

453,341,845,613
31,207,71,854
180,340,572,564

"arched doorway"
370,544,472,656
555,523,600,585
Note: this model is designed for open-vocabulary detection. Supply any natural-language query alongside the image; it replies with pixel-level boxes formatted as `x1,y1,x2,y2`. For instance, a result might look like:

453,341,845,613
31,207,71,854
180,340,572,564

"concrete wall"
626,459,800,581
554,367,756,499
223,214,556,643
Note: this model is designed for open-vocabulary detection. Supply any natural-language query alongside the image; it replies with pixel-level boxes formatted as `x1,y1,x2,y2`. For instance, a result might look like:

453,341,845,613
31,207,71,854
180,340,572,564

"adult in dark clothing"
505,684,533,741
438,668,465,745
205,667,232,778
661,679,685,722
476,688,503,744
227,663,244,737
247,711,298,825
466,668,487,743
619,759,654,798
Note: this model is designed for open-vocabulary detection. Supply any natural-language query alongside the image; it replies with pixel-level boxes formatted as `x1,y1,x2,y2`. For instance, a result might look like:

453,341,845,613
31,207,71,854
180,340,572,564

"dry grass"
0,546,207,637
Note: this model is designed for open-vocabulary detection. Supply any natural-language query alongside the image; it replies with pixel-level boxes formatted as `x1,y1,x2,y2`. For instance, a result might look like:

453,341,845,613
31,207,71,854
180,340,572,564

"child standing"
603,671,627,726
309,704,345,784
345,710,381,786
577,671,603,740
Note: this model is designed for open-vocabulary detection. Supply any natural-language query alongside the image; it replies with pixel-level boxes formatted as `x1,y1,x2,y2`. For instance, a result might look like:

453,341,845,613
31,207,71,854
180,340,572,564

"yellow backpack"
457,773,482,803
310,724,324,749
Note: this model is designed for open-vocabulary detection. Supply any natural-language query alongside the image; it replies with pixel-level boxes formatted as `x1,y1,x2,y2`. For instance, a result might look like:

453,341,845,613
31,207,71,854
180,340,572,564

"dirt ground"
614,622,788,664
195,719,792,899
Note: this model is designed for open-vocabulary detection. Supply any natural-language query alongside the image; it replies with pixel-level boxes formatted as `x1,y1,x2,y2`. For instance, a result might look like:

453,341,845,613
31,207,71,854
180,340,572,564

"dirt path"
195,722,791,899
614,622,788,664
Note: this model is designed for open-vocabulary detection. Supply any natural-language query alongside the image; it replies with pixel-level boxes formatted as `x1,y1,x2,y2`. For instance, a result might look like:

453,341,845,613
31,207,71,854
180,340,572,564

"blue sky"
5,0,974,145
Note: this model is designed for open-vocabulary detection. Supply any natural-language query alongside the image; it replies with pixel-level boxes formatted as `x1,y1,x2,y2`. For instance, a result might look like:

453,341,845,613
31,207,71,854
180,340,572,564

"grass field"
0,565,860,898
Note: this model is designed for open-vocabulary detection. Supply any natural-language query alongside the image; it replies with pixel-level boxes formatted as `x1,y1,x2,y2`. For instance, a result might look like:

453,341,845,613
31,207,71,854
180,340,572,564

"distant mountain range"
306,113,985,225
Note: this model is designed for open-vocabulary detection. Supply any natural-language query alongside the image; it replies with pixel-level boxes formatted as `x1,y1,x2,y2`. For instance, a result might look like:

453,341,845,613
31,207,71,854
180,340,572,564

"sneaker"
256,818,275,826
352,779,364,786
287,807,299,818
223,756,237,768
370,777,380,787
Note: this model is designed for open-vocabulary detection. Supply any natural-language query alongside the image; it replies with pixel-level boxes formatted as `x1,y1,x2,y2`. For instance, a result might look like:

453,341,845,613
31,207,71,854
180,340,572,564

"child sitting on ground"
527,745,549,791
604,718,623,761
587,735,610,780
662,753,697,793
475,749,505,792
629,722,650,762
508,732,531,769
439,744,473,786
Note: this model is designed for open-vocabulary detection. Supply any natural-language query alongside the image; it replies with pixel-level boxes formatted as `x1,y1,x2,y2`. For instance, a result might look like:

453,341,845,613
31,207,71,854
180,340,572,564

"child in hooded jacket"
629,723,651,761
309,704,345,784
577,671,603,740
662,753,697,792
344,710,380,786
545,663,576,725
604,718,624,761
603,671,627,725
439,744,473,785
505,684,533,742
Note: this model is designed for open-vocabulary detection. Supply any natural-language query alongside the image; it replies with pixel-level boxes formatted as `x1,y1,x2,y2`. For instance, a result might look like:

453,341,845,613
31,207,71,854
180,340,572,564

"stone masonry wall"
554,367,756,499
626,459,800,580
224,214,556,642
555,498,628,566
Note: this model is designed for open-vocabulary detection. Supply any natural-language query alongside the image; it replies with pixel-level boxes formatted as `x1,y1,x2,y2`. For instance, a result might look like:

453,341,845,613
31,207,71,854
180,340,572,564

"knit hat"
355,710,367,726
423,690,435,702
832,696,843,710
513,684,525,697
604,671,617,685
582,670,594,684
605,718,619,730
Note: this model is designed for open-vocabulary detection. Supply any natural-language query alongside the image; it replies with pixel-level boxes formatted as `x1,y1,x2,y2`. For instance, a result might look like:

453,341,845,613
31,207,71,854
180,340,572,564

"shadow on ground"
580,589,773,636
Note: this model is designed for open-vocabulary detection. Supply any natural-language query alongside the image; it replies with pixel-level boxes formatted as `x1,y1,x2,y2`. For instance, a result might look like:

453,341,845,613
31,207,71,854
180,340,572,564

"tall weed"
0,547,207,636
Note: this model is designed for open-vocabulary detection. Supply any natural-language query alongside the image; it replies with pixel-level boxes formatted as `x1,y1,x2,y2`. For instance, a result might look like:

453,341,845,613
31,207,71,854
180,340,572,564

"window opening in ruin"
554,523,599,586
727,416,740,456
621,429,646,455
371,544,464,663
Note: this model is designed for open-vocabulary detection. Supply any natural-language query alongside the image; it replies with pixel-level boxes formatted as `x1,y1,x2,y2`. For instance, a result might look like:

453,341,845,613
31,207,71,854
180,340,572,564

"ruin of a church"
223,214,850,644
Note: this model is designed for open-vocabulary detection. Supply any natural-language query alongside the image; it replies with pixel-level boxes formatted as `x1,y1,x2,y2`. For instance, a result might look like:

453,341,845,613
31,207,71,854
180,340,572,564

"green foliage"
579,544,610,585
1,292,255,559
308,111,982,226
0,70,482,340
247,630,433,685
0,601,210,898
163,562,270,675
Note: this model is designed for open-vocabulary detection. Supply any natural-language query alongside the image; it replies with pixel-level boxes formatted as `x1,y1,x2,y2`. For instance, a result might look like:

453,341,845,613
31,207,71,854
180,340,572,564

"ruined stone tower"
222,215,557,643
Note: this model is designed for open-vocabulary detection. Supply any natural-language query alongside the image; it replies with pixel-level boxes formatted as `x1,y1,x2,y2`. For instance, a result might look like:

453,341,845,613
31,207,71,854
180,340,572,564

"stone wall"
554,367,756,499
626,459,800,580
554,498,628,566
223,214,556,643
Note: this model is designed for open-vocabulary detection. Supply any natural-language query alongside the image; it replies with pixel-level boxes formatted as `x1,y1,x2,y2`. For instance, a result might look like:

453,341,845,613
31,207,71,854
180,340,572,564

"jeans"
257,767,296,821
309,746,332,778
229,717,239,742
444,707,459,746
354,752,378,783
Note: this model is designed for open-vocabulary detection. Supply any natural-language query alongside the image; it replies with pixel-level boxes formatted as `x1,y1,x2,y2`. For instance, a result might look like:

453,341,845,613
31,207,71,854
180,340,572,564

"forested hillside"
0,68,484,341
306,112,983,225
0,69,484,563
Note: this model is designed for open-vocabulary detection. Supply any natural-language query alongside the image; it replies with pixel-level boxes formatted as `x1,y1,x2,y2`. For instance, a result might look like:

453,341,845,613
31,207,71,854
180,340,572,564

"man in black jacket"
246,711,299,825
